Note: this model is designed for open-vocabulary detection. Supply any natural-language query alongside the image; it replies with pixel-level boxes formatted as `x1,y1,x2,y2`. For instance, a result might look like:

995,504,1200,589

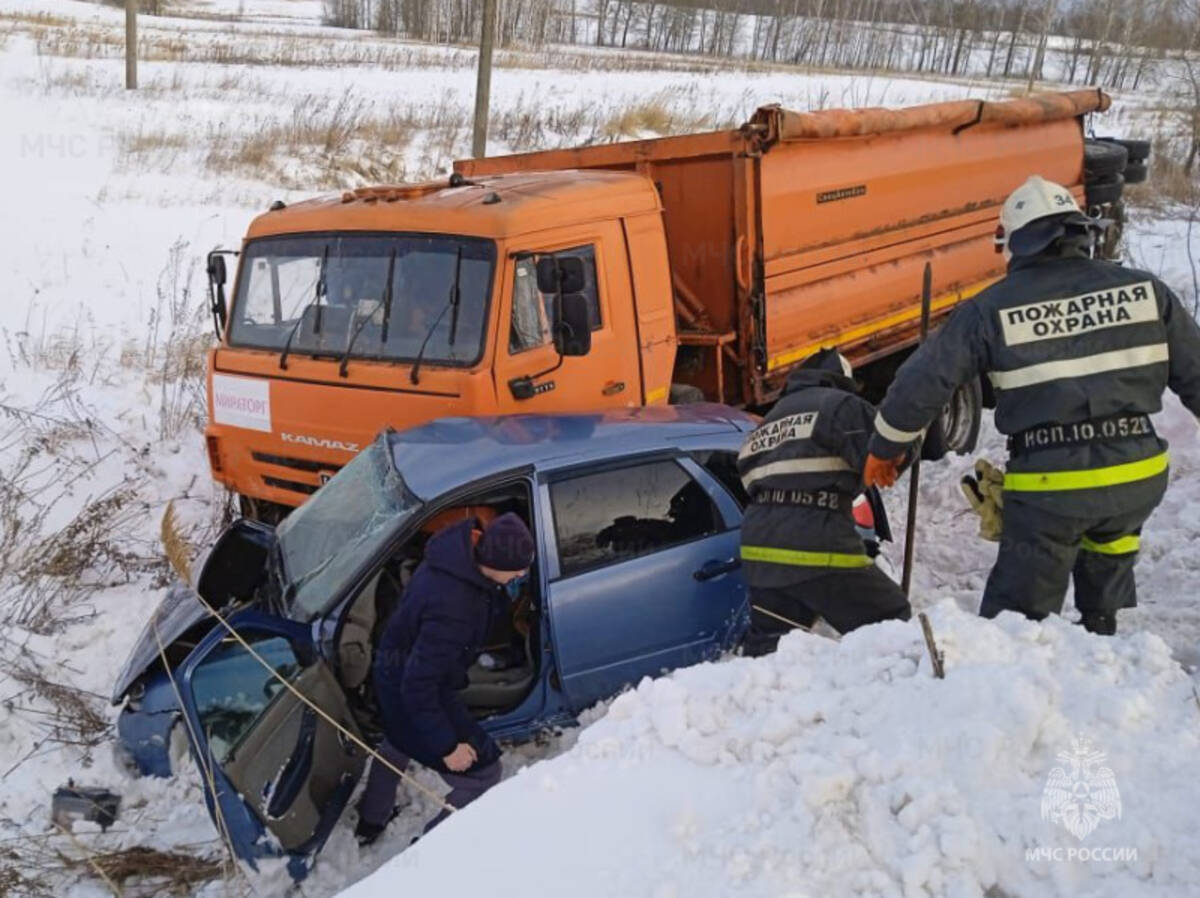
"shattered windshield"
228,233,495,366
276,438,419,620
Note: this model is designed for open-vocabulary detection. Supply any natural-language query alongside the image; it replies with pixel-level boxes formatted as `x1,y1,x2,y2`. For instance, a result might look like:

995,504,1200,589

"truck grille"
251,451,343,476
262,475,319,496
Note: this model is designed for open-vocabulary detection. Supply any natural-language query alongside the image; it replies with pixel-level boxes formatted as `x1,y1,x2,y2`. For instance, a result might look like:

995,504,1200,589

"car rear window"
550,460,721,578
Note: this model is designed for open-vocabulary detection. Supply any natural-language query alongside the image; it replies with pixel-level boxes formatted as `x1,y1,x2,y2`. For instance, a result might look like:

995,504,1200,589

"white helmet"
994,175,1094,260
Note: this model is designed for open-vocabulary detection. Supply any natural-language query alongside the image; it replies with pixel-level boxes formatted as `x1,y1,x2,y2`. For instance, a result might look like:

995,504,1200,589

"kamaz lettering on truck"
201,89,1135,522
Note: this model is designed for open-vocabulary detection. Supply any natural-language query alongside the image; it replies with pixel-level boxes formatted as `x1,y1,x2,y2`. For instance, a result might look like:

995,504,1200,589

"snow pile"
339,604,1200,898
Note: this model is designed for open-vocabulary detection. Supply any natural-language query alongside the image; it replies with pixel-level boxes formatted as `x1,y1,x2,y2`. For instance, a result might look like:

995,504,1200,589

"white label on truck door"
211,374,272,433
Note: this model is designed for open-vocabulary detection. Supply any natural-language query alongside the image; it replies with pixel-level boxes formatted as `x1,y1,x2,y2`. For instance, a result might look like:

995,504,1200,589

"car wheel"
922,377,982,460
1084,139,1128,180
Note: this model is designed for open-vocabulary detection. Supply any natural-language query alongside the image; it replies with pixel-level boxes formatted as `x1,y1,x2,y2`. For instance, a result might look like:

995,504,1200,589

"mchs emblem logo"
1040,737,1122,841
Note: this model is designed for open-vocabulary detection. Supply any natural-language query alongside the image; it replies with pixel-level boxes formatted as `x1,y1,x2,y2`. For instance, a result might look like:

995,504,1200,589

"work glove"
959,458,1005,541
863,453,904,488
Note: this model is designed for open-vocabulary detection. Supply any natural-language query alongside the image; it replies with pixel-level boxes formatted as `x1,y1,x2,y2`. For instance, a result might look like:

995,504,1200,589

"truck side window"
550,460,720,578
690,450,750,508
508,245,602,355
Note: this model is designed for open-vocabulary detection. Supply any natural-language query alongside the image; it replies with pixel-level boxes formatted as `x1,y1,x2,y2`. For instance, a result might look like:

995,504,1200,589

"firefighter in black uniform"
864,175,1200,634
737,349,912,655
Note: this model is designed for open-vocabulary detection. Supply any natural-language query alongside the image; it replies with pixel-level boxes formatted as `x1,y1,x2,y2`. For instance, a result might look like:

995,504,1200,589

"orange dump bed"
456,89,1109,404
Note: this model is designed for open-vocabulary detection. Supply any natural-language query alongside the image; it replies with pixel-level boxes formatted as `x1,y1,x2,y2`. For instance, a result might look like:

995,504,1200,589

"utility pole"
125,0,137,89
471,0,497,158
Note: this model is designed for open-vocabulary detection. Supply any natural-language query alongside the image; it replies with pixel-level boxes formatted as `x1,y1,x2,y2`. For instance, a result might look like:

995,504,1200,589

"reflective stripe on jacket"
738,368,874,586
867,250,1200,515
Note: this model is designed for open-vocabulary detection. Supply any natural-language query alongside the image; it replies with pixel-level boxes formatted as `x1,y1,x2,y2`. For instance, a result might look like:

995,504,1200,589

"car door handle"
265,707,317,820
693,558,741,581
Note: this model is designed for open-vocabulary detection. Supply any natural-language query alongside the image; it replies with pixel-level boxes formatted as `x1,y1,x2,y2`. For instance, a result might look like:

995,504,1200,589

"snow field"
2,2,1200,896
341,603,1200,898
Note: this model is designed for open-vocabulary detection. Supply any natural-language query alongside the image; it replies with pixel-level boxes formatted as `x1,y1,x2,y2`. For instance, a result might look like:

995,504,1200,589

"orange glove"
863,453,903,488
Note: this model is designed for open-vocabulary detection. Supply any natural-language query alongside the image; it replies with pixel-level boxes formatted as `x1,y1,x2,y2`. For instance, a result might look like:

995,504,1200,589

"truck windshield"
276,437,420,620
228,234,495,367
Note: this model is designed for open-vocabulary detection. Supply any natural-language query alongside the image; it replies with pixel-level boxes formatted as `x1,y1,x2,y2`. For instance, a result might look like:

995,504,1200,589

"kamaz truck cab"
206,171,677,520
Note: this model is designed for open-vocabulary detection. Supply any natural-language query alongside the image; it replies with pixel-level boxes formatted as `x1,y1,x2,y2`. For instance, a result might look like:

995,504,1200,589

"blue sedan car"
112,406,760,872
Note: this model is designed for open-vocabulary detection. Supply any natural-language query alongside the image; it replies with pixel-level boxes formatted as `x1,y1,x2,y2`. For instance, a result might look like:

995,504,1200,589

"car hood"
111,581,210,705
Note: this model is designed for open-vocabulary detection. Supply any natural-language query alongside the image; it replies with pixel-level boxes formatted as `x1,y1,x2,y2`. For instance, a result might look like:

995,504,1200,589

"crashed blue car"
113,407,762,871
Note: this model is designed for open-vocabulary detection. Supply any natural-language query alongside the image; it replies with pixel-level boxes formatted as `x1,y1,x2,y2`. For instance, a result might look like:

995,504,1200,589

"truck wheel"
1085,175,1124,208
1084,140,1128,179
1097,136,1151,163
669,384,706,404
922,378,982,460
1123,161,1148,185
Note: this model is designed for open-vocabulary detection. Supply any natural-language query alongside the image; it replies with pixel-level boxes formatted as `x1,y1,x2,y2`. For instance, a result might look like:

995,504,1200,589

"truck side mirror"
536,256,586,295
206,249,236,338
208,254,227,286
555,293,592,357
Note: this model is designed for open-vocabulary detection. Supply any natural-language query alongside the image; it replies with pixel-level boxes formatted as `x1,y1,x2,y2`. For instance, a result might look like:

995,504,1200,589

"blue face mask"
505,573,528,599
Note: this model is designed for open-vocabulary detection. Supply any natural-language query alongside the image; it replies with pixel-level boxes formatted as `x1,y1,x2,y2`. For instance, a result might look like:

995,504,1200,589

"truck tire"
1084,140,1128,179
921,377,982,460
1086,175,1124,208
1123,161,1148,185
669,384,706,404
1097,136,1151,163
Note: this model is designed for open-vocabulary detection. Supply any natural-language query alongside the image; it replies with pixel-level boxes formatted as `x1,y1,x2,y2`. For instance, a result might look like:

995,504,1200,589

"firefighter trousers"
979,495,1159,622
743,567,911,656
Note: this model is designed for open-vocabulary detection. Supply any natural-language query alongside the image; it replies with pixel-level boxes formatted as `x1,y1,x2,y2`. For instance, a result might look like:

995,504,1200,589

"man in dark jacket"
737,348,912,655
864,175,1200,634
355,512,535,844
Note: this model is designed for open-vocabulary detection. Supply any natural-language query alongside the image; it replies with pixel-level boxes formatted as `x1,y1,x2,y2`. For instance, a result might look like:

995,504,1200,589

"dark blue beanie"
476,513,535,572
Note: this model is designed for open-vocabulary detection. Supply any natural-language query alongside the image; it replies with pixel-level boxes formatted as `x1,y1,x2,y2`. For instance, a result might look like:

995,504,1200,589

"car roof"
387,405,757,499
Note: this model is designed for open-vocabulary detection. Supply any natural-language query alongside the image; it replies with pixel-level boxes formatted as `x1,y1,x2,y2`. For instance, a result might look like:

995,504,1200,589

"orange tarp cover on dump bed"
750,88,1111,142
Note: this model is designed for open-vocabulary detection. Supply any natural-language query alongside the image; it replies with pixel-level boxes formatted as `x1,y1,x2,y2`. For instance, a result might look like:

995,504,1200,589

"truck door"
543,455,747,712
177,611,365,865
495,226,641,411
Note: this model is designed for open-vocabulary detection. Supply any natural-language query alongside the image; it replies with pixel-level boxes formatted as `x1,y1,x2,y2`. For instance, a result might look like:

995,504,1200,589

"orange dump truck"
204,88,1122,521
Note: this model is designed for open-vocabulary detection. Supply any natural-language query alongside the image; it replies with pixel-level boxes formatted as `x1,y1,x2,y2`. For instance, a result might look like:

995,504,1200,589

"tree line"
321,0,1200,90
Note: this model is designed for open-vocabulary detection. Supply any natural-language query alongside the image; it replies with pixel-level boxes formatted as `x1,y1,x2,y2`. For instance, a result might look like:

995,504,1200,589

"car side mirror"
197,519,273,603
555,293,592,357
536,256,586,295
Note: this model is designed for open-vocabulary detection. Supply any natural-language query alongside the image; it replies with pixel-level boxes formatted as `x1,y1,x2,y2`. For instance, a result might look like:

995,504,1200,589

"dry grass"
84,847,224,894
0,10,71,28
1,836,229,898
0,638,111,758
602,97,720,140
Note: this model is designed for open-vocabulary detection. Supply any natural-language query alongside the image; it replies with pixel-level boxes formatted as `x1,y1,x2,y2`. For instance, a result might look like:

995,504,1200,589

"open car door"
176,609,366,874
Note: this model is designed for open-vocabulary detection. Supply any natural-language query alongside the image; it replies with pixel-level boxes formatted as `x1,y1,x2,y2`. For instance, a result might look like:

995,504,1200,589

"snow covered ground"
1,1,1199,896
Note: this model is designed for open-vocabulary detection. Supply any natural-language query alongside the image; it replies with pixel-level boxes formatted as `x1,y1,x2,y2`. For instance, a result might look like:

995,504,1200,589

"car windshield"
228,234,496,367
276,437,420,619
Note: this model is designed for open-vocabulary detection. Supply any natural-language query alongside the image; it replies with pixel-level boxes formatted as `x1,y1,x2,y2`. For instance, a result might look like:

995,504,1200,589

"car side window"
691,449,750,508
550,460,721,578
190,634,300,765
508,245,602,355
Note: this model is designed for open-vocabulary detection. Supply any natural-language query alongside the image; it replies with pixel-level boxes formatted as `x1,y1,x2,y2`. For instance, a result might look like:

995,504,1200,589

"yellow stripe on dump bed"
767,279,994,373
